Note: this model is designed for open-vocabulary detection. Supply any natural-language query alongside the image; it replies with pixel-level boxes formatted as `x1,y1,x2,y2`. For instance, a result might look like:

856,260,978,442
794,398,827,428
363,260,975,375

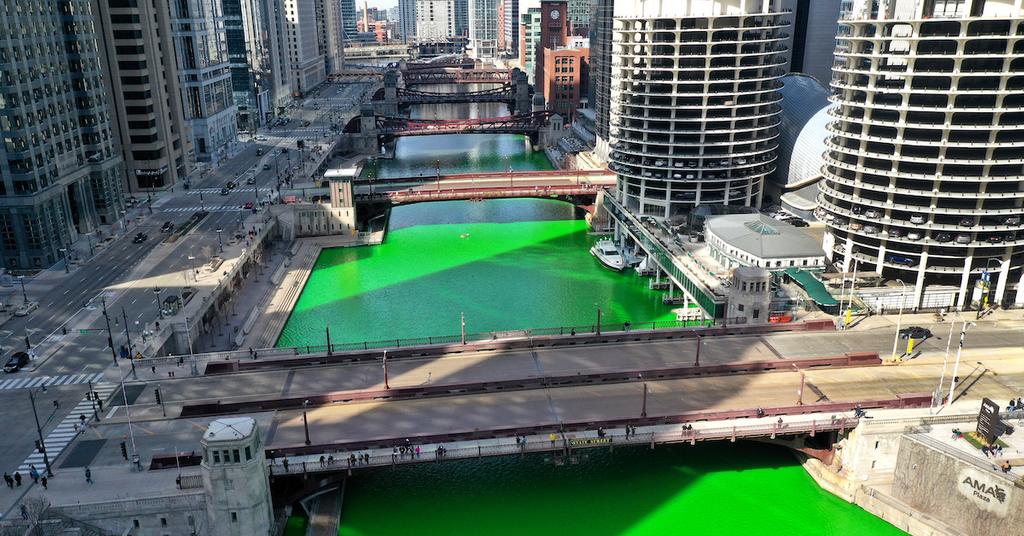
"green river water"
276,95,903,535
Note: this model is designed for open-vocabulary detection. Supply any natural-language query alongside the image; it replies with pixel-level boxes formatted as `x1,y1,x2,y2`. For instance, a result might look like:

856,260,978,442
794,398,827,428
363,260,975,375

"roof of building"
706,214,825,260
772,74,834,190
204,417,256,443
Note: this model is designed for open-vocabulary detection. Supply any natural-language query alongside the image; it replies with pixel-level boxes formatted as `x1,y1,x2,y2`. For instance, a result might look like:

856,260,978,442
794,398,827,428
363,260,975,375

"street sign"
976,397,1001,444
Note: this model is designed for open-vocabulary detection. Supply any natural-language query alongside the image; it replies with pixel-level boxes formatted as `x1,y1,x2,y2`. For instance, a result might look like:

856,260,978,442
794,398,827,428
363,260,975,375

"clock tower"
536,0,569,89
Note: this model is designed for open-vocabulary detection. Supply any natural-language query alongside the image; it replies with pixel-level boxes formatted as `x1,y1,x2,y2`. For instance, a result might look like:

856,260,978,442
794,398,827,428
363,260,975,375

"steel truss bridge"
402,69,512,84
397,85,513,104
374,111,554,137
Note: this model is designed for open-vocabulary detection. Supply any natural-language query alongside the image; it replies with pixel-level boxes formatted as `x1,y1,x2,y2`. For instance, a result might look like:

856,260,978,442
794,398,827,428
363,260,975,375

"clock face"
549,9,560,20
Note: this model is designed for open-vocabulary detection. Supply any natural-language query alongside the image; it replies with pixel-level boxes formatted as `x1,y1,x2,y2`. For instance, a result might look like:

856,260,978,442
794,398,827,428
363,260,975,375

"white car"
254,135,267,142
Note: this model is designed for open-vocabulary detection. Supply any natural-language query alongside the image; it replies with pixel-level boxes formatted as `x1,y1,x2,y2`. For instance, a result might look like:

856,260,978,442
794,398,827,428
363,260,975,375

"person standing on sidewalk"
28,465,38,484
40,476,47,490
3,472,12,488
13,472,21,486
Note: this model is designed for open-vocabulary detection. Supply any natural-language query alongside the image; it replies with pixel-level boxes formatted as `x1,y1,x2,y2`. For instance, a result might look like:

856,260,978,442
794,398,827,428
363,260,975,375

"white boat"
590,239,626,271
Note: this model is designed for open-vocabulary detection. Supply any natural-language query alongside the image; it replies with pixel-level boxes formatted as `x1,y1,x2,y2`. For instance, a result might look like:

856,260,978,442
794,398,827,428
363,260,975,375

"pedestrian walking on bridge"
84,467,92,484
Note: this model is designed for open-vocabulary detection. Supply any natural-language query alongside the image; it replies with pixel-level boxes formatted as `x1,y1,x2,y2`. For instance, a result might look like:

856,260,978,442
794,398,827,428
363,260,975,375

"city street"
0,80,378,503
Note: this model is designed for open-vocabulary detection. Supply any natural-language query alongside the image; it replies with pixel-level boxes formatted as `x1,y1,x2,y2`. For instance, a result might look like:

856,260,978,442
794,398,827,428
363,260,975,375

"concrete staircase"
304,485,344,536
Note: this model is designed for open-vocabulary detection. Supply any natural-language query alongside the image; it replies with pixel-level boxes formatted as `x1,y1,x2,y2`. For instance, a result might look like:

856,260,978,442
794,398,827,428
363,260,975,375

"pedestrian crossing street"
161,205,246,213
0,372,105,391
17,382,116,473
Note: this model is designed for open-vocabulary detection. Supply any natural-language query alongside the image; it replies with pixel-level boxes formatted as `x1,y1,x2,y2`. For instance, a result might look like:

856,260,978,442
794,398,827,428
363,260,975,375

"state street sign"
976,397,1001,444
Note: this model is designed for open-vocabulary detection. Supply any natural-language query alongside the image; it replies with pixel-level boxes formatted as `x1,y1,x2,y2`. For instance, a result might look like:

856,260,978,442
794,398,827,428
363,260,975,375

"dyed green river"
276,198,681,347
277,93,902,536
282,443,902,536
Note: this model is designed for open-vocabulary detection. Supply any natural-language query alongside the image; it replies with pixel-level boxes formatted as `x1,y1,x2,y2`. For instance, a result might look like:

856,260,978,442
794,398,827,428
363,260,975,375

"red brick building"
535,0,569,88
542,47,589,122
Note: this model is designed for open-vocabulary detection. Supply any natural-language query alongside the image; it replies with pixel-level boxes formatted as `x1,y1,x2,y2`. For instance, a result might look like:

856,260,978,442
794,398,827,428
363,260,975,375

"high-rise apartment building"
608,0,790,219
417,0,459,40
786,0,842,86
340,0,359,40
283,0,327,95
567,0,591,34
224,0,294,130
94,0,191,191
519,7,542,84
590,0,612,159
502,0,520,56
398,0,417,42
318,0,346,74
170,0,238,164
819,0,1024,309
0,0,125,269
468,0,499,59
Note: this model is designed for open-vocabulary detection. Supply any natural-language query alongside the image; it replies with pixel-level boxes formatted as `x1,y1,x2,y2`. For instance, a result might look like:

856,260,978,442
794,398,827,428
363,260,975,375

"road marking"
0,372,105,391
15,383,116,472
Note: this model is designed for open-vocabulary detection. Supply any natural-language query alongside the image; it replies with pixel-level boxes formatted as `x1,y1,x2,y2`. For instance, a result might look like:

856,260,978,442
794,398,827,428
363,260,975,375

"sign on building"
976,397,1001,444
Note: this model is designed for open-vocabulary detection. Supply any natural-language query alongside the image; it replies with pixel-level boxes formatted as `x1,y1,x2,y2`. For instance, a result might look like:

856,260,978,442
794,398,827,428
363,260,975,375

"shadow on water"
274,200,675,347
334,442,905,536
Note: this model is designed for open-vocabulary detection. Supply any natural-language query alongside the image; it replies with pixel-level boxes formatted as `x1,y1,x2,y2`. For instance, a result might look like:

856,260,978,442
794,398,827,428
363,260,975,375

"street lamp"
215,228,224,253
302,400,311,445
977,258,999,319
889,279,907,363
27,388,54,477
154,287,163,319
18,275,28,304
933,309,960,412
101,297,118,365
639,373,648,418
946,320,976,408
188,252,198,283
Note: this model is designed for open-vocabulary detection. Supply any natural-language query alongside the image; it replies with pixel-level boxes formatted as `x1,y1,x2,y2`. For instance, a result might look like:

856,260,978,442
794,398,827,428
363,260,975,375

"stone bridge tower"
202,417,273,536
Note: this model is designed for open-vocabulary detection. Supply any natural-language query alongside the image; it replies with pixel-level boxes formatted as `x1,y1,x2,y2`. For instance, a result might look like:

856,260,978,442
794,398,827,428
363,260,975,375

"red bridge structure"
372,84,514,106
402,68,512,84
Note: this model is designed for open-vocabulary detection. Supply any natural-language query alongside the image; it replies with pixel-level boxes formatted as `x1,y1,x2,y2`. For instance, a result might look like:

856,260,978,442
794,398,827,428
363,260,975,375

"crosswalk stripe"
0,375,111,391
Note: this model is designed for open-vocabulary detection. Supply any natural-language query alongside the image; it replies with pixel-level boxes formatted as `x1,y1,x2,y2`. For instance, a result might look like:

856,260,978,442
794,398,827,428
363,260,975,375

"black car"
899,327,932,340
133,232,148,244
220,187,230,195
786,219,810,228
160,221,174,233
3,352,30,373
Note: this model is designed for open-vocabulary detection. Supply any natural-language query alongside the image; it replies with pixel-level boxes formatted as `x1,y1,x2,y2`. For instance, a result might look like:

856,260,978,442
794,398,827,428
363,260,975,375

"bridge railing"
266,416,861,476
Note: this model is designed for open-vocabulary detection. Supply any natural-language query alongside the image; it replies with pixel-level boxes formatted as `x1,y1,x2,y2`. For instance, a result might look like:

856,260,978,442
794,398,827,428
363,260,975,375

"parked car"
864,225,879,235
160,221,174,233
887,228,906,238
955,234,972,244
887,254,916,267
865,209,882,219
959,218,975,227
899,327,932,340
787,219,809,228
910,215,926,224
132,232,148,244
849,222,864,231
934,232,953,243
987,235,1004,244
3,352,30,373
1005,216,1021,226
907,231,923,241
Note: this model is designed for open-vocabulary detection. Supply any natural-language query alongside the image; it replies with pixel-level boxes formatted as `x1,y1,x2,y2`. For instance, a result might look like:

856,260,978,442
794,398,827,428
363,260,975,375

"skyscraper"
502,0,520,56
590,0,613,160
398,0,418,42
819,0,1024,309
283,0,327,95
468,0,499,59
341,0,359,40
786,0,842,86
0,0,125,269
417,0,460,40
169,0,239,164
224,0,294,130
94,0,192,190
567,0,592,34
608,0,790,218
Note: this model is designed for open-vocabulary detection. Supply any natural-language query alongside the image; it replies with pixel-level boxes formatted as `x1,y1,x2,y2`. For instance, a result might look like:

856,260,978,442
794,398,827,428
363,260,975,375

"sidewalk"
839,307,1024,333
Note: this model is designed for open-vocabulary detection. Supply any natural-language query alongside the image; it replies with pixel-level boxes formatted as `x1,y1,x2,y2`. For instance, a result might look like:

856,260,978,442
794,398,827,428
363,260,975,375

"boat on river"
590,239,626,271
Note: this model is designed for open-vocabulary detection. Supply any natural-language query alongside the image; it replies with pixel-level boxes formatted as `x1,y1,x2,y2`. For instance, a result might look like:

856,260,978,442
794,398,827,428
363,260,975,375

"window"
213,451,220,463
231,512,238,522
245,446,251,460
753,309,760,319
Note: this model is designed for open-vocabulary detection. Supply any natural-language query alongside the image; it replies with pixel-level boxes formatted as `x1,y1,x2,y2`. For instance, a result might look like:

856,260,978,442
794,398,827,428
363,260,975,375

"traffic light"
120,441,128,460
154,388,161,405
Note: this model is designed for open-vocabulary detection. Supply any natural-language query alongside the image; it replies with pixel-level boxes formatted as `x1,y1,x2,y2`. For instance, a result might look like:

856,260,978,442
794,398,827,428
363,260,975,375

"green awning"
784,268,839,307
